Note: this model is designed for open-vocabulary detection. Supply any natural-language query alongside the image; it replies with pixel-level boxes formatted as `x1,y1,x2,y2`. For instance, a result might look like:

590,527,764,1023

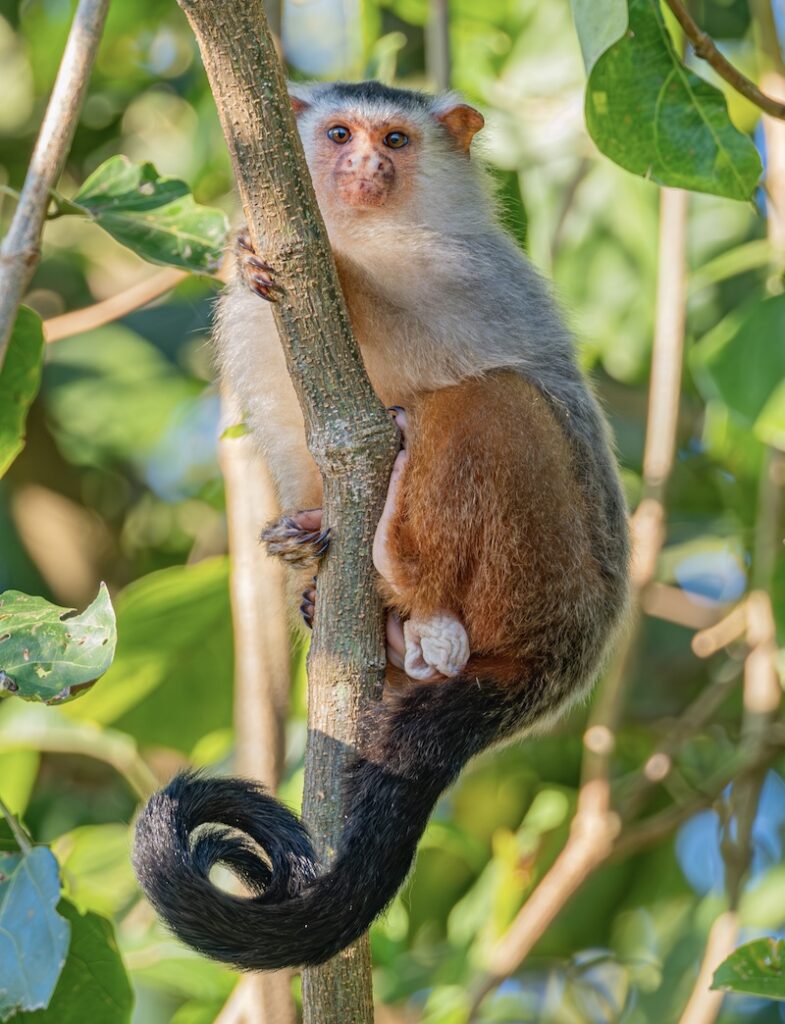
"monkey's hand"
235,228,284,302
261,509,330,565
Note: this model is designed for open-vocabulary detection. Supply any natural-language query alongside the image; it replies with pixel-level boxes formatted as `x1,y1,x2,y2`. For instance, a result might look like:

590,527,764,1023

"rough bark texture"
0,0,109,366
176,2,399,1021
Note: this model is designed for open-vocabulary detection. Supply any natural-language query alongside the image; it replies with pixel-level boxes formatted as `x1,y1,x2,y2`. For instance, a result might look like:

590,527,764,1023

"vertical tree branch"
218,391,295,1024
174,3,398,1022
471,189,689,1015
426,0,451,91
0,0,109,367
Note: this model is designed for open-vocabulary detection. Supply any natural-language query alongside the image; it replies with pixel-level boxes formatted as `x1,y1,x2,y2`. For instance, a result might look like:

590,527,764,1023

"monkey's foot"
403,612,470,681
261,509,330,565
236,229,284,302
300,580,317,629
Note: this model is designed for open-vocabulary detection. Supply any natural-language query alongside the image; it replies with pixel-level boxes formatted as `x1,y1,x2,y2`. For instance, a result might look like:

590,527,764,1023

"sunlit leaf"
0,584,116,704
571,0,627,71
52,825,136,917
0,847,69,1020
23,901,133,1023
691,294,785,451
584,0,761,200
71,156,228,273
713,937,785,1000
63,558,233,752
0,306,44,479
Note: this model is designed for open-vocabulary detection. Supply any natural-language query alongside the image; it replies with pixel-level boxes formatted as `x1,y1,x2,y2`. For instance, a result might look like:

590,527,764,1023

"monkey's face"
310,117,417,211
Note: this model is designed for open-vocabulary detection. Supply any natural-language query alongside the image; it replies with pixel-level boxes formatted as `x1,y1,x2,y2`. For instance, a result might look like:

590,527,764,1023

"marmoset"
133,81,630,970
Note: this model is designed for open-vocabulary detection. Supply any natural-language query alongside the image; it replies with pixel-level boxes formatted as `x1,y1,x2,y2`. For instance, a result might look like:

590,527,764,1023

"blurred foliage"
1,0,785,1021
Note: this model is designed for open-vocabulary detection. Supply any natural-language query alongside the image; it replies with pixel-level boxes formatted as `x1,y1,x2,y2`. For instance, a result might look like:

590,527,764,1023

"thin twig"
43,268,189,343
0,717,158,801
217,389,295,1024
679,913,740,1024
663,0,785,120
0,0,110,368
426,0,451,91
0,794,33,853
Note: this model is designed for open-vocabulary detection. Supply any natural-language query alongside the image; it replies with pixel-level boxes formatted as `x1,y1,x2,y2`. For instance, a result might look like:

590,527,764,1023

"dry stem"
0,0,109,367
664,0,785,120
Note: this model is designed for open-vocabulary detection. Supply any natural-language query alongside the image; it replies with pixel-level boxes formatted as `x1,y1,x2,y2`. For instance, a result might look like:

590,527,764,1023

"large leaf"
0,847,70,1020
584,0,761,200
0,584,117,704
690,294,785,450
0,306,44,479
52,825,136,918
22,901,133,1023
63,558,233,752
571,0,627,72
70,156,228,274
713,937,785,1000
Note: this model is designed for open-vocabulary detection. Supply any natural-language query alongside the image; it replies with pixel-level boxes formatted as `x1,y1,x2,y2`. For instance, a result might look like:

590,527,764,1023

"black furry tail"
132,677,525,970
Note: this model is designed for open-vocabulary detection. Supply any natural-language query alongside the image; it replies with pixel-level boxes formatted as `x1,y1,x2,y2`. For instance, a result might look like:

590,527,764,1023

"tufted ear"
434,103,485,154
290,95,311,116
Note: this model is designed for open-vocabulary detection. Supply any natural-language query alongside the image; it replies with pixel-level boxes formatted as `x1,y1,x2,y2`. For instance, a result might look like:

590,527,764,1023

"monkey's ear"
434,103,484,153
290,95,311,116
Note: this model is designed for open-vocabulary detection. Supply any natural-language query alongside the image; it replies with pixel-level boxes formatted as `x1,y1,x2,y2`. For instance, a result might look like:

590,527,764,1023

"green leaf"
71,156,228,274
0,847,70,1020
571,0,627,72
52,825,136,917
22,900,133,1023
0,306,44,478
712,937,785,1000
44,325,203,465
690,294,785,450
0,584,117,704
63,558,233,753
584,0,761,200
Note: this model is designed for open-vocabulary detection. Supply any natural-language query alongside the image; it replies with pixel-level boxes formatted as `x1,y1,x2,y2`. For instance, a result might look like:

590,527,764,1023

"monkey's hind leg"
372,408,469,682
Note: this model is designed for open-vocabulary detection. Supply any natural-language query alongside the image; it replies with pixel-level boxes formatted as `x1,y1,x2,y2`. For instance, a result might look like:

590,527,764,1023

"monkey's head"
289,82,484,231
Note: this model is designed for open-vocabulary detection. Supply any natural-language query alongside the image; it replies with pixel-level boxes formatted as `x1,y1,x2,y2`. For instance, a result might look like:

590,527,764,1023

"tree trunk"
175,3,399,1021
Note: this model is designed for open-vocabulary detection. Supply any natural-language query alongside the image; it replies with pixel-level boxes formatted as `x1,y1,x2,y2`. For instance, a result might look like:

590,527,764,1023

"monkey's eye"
327,125,351,144
383,131,409,149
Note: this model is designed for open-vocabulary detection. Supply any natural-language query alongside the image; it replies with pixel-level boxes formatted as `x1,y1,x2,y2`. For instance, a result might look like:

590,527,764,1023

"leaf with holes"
70,156,228,274
0,306,44,479
583,0,761,200
0,847,70,1020
0,584,117,704
713,937,785,1000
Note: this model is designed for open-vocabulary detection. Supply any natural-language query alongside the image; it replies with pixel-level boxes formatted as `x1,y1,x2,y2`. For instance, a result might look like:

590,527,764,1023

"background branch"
0,0,109,367
471,188,690,1016
663,0,785,120
174,3,399,1021
217,390,295,1024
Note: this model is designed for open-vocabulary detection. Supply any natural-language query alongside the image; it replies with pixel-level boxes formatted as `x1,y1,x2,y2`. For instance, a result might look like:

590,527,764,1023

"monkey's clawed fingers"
300,580,317,629
235,228,285,303
261,509,330,565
